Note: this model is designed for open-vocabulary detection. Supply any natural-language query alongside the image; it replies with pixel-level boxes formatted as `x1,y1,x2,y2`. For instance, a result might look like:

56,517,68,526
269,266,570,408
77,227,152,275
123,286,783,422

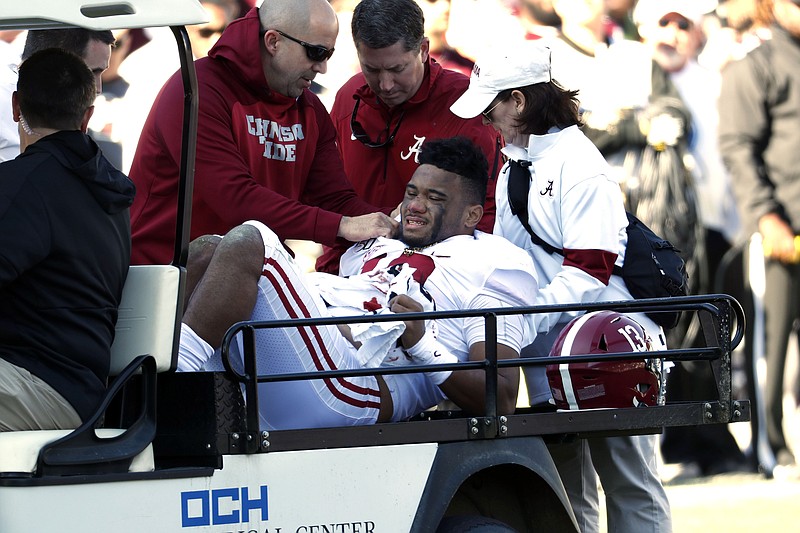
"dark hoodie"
0,130,135,421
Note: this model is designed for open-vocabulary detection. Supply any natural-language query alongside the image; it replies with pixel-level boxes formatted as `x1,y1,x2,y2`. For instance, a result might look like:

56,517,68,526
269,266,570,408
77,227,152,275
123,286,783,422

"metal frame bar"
219,294,749,452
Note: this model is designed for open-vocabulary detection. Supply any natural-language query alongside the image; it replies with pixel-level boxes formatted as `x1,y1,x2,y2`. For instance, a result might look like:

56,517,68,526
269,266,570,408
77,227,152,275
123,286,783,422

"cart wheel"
437,515,518,533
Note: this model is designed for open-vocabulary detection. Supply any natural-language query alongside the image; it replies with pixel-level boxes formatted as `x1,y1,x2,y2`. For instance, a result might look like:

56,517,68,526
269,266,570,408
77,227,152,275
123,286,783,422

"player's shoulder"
473,231,531,259
439,232,532,267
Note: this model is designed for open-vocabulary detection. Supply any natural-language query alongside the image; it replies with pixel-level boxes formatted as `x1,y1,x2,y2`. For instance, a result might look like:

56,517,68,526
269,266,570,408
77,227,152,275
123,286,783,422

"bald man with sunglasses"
129,0,397,265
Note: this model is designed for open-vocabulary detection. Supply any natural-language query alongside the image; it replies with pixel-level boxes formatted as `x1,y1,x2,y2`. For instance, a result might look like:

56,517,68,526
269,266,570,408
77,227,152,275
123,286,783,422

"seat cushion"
0,429,154,474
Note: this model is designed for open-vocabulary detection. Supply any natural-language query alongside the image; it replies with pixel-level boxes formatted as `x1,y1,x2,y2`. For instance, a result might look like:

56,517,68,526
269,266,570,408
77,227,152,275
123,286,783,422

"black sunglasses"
350,98,405,148
658,17,690,31
197,26,226,39
273,29,334,62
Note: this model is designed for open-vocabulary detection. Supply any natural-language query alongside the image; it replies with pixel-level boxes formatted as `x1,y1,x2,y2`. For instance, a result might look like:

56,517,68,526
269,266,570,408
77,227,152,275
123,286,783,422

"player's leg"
184,234,222,311
239,220,385,430
183,224,263,349
178,225,264,372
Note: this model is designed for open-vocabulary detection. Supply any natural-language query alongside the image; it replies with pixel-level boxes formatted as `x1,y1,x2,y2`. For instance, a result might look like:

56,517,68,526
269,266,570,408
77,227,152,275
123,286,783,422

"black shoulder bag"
507,159,688,329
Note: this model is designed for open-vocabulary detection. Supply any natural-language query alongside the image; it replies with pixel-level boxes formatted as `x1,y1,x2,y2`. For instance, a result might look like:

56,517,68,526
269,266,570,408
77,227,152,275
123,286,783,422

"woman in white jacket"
451,40,672,533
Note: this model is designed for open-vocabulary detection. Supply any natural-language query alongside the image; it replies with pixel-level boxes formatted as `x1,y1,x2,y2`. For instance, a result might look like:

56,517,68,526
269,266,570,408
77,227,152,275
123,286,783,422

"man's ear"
11,91,19,122
80,105,95,133
464,204,484,229
420,37,430,63
262,29,279,56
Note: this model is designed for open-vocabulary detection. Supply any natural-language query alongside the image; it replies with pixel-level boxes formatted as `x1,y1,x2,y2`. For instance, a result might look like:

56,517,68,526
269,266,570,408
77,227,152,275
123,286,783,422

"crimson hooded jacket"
129,7,381,265
316,58,501,273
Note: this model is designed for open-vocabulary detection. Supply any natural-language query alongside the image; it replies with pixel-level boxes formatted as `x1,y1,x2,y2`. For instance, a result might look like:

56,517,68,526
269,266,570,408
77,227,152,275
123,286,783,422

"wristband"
406,331,459,385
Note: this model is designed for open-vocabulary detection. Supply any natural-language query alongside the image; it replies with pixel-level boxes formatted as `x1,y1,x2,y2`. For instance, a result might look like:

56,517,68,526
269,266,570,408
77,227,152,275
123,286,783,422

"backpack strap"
507,159,562,256
508,159,628,278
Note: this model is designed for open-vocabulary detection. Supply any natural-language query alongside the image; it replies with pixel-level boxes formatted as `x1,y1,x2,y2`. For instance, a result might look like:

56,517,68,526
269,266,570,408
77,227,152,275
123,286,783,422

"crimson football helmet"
546,311,666,410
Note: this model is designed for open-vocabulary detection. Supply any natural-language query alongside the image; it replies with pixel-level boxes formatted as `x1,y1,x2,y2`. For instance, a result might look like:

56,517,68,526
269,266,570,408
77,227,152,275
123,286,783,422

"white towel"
309,264,434,367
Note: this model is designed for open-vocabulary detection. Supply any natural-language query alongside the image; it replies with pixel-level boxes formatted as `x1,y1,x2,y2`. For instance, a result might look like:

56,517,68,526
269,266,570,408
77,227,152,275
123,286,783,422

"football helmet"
546,311,666,410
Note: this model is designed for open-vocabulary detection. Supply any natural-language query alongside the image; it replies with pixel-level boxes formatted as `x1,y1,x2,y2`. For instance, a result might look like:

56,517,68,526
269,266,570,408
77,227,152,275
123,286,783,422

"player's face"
400,164,472,247
356,40,429,108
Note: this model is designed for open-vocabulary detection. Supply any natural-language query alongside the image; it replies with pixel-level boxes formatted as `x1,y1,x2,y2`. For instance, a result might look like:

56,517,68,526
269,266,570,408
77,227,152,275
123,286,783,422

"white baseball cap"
633,0,717,28
450,41,552,119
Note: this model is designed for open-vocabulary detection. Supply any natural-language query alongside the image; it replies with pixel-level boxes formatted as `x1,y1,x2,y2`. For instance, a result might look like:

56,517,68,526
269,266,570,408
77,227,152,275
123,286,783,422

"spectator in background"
0,28,115,163
719,0,800,469
634,0,749,477
513,0,561,40
187,0,238,59
108,0,238,173
0,49,134,431
446,0,522,61
315,0,501,274
129,0,396,265
0,31,23,162
419,0,474,76
543,0,704,348
604,0,640,41
698,0,773,71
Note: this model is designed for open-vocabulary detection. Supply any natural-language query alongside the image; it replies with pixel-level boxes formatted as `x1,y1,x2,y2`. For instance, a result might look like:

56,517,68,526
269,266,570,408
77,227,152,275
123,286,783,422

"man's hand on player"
338,213,399,242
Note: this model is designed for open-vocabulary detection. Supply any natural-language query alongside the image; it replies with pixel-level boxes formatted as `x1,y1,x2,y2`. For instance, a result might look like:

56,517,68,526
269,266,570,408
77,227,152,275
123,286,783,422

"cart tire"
437,515,518,532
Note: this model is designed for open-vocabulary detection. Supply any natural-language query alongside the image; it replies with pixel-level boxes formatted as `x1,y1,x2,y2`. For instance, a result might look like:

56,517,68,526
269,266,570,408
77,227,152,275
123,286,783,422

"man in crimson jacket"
128,0,397,265
315,0,501,274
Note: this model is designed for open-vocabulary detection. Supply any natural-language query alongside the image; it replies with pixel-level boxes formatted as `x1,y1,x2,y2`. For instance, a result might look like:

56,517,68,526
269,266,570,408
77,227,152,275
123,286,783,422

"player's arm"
438,341,520,416
391,294,521,416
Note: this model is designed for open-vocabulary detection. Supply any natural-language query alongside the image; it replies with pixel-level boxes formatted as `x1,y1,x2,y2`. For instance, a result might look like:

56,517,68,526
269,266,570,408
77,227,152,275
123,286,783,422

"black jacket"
719,24,800,234
0,131,135,421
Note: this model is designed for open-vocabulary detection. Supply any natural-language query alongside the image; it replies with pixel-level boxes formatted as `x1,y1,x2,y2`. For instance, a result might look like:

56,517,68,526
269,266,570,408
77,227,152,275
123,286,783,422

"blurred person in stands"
635,0,750,477
315,0,501,274
446,0,522,61
0,28,114,162
419,0,474,76
698,0,773,71
513,0,561,40
0,31,23,162
719,0,800,469
110,0,238,173
604,0,640,41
